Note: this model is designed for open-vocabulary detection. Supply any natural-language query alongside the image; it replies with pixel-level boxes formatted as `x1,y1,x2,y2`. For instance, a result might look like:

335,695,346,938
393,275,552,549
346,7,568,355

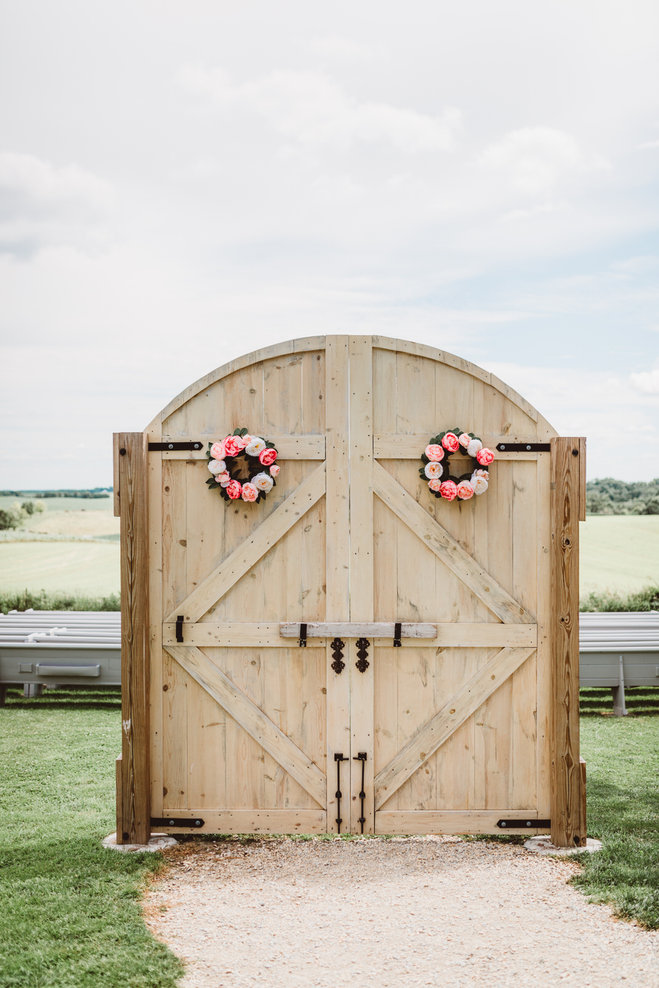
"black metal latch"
393,622,402,648
299,623,307,648
354,752,367,833
334,753,349,833
176,615,184,643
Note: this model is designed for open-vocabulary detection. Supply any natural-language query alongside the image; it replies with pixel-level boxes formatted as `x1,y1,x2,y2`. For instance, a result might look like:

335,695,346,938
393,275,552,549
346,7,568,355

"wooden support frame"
550,436,587,847
114,432,151,845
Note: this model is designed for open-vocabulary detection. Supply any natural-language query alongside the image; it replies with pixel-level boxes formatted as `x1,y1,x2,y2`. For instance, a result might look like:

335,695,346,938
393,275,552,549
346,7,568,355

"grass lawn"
574,714,659,928
0,542,120,597
0,688,182,988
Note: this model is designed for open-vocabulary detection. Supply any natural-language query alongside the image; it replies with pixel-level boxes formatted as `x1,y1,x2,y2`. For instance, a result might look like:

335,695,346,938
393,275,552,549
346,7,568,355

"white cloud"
630,367,659,394
478,127,609,197
178,65,462,153
0,152,113,256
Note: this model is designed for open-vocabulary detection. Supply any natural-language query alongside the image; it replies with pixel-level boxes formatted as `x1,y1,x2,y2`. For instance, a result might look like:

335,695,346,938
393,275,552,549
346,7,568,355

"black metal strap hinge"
151,817,204,828
497,818,551,829
393,622,402,648
496,443,551,453
148,441,203,451
299,623,307,647
176,616,184,643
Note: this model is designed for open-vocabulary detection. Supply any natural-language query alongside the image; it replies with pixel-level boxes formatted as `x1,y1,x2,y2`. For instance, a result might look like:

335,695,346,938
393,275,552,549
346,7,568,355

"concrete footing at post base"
524,835,602,856
103,832,178,853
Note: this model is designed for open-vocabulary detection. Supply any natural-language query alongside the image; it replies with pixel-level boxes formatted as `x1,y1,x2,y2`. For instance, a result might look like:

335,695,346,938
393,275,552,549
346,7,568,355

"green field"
0,506,658,599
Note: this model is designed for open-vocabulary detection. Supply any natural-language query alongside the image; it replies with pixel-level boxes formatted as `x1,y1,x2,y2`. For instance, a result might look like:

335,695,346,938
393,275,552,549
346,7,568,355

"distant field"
0,504,657,599
0,494,112,513
580,516,659,595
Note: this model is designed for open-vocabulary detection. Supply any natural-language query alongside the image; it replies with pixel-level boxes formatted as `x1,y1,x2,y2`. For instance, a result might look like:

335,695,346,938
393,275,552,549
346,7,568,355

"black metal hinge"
496,443,551,453
148,441,203,451
497,818,551,829
151,817,205,828
355,638,370,673
331,637,345,674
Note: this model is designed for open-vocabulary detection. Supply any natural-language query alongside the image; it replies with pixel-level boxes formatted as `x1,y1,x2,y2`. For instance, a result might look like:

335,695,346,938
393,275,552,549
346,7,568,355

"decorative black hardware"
299,623,307,648
355,638,370,673
151,817,205,828
353,752,367,834
331,638,345,674
496,443,551,453
148,441,203,451
496,818,551,829
393,622,402,648
176,616,184,643
334,753,349,833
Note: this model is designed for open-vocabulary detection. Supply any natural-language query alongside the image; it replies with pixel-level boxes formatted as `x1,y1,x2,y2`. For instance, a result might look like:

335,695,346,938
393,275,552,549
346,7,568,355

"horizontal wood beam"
375,810,547,835
156,435,325,460
374,434,548,459
279,622,437,639
156,809,326,834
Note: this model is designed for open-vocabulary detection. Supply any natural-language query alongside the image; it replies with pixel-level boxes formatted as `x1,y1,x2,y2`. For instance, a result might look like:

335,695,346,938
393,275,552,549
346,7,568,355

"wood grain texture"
159,435,325,460
155,810,326,834
375,810,546,835
165,462,326,623
375,647,535,810
373,462,534,624
165,645,326,807
117,432,151,844
550,437,586,847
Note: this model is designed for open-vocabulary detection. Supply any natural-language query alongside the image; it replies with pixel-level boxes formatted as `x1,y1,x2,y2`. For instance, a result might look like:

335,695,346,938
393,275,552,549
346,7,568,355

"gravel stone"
143,836,659,987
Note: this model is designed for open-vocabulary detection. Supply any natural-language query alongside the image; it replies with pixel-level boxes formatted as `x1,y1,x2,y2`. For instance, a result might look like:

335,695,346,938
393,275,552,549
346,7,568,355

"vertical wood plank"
116,431,151,845
349,336,374,832
550,436,585,847
325,336,350,831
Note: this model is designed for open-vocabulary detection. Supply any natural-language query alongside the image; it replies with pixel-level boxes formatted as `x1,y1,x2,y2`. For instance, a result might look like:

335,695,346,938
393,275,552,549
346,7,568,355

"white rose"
471,473,489,495
208,458,227,475
253,471,274,492
467,438,482,457
218,471,231,487
245,437,266,456
424,461,442,479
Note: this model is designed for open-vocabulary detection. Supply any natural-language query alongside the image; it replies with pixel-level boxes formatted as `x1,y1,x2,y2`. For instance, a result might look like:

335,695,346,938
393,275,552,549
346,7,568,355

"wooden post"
115,432,151,845
550,436,586,847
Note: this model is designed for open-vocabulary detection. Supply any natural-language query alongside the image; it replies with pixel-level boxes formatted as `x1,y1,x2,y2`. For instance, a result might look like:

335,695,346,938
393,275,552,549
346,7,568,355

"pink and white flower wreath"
206,428,280,504
420,430,495,502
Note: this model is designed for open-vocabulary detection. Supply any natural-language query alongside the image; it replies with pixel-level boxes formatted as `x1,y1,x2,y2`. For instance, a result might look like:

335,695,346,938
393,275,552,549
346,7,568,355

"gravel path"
144,836,658,987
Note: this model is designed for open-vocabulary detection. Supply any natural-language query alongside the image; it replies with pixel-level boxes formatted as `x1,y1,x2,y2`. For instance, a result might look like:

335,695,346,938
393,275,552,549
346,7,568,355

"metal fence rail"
1,609,658,713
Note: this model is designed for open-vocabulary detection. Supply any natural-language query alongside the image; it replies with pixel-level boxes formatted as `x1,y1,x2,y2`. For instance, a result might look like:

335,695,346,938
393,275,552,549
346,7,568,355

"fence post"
550,436,586,847
114,432,151,845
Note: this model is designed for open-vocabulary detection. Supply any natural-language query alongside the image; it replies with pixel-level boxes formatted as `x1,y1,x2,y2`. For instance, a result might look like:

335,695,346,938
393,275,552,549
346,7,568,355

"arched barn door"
115,336,586,846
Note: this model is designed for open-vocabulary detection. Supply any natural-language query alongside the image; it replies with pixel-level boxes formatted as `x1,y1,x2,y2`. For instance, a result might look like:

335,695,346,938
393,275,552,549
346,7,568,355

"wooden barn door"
118,335,583,842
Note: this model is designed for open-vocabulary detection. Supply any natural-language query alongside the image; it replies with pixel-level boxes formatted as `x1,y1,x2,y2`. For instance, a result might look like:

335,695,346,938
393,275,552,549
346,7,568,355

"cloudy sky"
1,0,658,488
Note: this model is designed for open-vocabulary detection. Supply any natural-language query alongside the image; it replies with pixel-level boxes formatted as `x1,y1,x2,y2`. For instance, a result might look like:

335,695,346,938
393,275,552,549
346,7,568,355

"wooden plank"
374,434,548,459
115,754,123,842
112,434,121,517
550,436,585,847
578,436,587,521
165,645,326,808
146,421,164,818
156,809,326,834
579,757,587,845
325,336,351,832
375,809,546,835
159,435,325,460
535,450,553,820
373,462,534,625
117,432,151,845
349,336,375,832
374,647,535,810
165,462,326,623
280,622,437,639
164,623,292,646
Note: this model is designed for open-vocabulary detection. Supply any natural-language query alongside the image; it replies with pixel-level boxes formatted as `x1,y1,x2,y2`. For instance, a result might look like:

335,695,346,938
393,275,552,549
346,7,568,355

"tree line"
586,477,659,515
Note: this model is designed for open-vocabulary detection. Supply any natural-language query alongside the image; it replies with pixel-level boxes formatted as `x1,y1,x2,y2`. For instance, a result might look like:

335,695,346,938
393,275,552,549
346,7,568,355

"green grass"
0,589,120,612
579,515,659,595
573,715,659,928
0,688,182,988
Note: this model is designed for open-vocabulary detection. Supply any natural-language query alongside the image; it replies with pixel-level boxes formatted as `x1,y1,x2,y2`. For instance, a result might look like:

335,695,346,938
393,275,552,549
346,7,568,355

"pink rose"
425,444,445,462
476,447,495,466
224,435,246,457
442,432,459,453
458,433,471,448
456,480,475,500
241,482,258,502
269,463,280,478
259,447,278,467
226,479,242,499
210,441,226,460
440,480,458,501
217,471,231,487
428,478,443,493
